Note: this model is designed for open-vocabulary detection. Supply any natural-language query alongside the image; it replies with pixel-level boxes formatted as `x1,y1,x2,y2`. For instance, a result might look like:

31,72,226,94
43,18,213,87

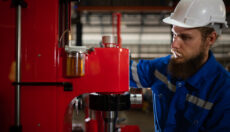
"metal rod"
116,13,121,48
16,4,22,127
104,111,116,132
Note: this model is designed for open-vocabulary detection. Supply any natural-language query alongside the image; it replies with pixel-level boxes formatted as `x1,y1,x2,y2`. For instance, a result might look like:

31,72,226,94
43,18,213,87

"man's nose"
171,36,181,49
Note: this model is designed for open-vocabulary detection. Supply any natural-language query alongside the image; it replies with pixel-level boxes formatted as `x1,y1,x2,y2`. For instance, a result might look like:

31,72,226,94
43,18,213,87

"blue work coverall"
130,51,230,132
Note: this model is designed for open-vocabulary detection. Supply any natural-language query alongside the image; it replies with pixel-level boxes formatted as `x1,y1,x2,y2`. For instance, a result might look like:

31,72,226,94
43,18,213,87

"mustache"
171,48,182,58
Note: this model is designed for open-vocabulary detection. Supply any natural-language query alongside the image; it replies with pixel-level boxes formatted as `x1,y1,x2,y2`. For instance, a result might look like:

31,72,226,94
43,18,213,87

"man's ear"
207,31,217,47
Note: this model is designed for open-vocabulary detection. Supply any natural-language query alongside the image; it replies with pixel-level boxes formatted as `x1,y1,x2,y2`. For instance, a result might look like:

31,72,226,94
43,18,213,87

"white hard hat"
163,0,228,29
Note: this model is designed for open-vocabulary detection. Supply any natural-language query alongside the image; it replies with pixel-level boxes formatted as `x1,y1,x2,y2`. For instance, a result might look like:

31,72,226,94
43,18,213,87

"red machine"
0,0,141,132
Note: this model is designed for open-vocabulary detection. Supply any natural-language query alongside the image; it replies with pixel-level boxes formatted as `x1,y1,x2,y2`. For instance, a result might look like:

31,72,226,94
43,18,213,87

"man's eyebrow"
171,29,192,37
179,33,192,37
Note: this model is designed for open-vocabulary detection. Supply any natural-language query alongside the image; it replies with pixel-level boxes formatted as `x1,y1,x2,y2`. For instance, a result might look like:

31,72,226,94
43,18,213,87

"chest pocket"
183,94,212,131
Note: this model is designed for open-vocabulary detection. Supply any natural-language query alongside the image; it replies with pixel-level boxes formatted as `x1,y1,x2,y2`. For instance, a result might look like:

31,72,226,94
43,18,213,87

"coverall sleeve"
129,59,158,88
205,89,230,132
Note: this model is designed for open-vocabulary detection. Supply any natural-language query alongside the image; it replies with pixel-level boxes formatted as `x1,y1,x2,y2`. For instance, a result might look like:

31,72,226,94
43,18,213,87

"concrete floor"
119,110,155,132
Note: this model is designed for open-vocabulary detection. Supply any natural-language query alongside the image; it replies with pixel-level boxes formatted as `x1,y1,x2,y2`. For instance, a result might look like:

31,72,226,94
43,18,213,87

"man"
130,0,230,131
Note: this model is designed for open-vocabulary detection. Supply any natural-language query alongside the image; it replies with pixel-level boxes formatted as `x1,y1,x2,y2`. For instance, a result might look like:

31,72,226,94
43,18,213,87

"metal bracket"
11,0,27,8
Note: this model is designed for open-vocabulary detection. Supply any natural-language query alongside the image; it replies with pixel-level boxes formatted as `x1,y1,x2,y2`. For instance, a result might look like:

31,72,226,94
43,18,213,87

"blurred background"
70,0,230,65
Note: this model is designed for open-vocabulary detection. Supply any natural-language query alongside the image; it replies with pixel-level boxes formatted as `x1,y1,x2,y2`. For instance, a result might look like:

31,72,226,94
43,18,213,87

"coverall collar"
186,51,219,90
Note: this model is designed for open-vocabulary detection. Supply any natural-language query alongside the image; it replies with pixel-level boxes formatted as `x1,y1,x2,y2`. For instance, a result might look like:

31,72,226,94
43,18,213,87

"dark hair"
197,27,217,42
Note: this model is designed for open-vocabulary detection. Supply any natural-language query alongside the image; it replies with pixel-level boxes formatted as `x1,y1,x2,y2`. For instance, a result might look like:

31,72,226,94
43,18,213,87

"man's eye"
173,34,177,38
181,35,191,41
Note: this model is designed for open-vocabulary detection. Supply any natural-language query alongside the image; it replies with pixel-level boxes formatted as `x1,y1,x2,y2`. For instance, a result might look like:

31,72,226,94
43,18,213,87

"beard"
168,49,206,80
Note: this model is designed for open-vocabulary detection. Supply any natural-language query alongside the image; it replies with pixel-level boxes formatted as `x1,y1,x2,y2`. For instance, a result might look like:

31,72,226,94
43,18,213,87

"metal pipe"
116,13,121,48
16,4,22,127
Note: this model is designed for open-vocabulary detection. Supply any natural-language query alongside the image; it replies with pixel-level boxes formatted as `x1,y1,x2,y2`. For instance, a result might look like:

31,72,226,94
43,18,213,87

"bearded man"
130,0,230,131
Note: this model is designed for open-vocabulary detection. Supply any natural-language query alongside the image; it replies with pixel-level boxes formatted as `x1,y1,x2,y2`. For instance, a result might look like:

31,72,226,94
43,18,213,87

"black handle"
12,82,73,91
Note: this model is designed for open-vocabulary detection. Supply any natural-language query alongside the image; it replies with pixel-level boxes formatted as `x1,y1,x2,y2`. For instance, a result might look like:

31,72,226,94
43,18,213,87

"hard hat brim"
163,17,197,28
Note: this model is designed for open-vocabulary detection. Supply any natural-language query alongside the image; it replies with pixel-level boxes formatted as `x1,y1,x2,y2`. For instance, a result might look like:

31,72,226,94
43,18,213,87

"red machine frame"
0,0,142,131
